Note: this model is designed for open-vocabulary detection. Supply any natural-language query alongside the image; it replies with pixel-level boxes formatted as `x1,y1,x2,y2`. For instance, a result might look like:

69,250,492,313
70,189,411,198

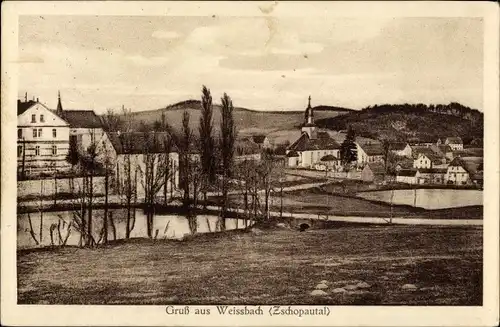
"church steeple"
56,90,63,116
304,95,314,125
302,95,317,139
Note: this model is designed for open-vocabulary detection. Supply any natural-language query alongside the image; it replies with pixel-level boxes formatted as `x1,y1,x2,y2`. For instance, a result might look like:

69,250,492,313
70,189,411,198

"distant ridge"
315,102,483,143
119,99,353,133
129,100,355,115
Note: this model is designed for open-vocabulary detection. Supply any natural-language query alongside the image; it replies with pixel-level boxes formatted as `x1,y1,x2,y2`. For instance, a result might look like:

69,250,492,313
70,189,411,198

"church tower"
56,90,64,116
301,95,317,139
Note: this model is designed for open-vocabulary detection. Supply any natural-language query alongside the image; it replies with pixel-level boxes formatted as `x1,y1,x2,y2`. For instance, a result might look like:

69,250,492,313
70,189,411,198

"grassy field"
18,224,482,305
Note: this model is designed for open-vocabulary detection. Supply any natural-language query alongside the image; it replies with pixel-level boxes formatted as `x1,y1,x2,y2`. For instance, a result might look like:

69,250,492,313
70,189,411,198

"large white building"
17,92,112,177
17,97,71,176
286,97,341,169
107,132,179,199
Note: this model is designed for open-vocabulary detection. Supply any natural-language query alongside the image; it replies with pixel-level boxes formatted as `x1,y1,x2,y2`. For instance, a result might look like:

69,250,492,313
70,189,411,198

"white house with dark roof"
411,146,447,169
286,97,341,169
445,157,483,185
356,141,384,166
56,92,113,164
443,137,463,151
107,132,179,198
17,97,71,176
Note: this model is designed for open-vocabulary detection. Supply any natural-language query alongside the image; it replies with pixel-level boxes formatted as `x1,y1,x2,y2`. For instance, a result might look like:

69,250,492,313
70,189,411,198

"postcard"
1,1,499,326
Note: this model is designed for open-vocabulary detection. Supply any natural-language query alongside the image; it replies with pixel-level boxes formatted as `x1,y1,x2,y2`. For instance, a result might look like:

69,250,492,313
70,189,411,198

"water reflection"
17,208,252,250
357,189,483,209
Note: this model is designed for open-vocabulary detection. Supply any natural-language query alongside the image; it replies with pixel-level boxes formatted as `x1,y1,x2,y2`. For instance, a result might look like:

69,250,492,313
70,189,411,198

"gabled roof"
445,137,463,144
61,110,103,129
390,142,409,151
358,142,384,156
252,135,267,144
364,162,386,175
398,169,417,177
108,132,177,155
288,131,341,152
17,100,38,116
448,157,483,175
412,146,445,163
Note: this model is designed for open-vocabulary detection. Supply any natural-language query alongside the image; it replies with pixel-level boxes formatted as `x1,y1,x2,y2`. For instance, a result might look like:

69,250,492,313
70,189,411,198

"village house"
361,162,386,183
430,144,454,161
445,157,483,185
251,134,271,149
442,137,463,151
356,141,384,167
107,132,179,199
412,147,447,169
55,92,112,165
17,96,71,176
409,136,435,147
415,168,448,184
286,96,341,168
389,142,412,158
396,169,417,184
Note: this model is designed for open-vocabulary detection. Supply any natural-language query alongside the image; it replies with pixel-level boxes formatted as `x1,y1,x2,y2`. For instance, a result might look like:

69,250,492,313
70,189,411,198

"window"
40,114,45,123
17,145,22,158
35,146,40,156
38,128,42,137
52,145,57,156
31,114,36,123
17,129,22,139
33,129,37,138
52,128,57,138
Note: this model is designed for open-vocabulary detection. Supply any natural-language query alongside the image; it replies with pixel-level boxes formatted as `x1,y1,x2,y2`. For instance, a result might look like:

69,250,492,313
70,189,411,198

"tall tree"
340,126,357,168
180,110,193,209
219,93,237,229
199,85,216,208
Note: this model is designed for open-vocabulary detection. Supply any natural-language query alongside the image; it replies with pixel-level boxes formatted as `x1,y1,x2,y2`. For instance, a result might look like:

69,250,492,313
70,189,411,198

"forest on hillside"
314,102,483,143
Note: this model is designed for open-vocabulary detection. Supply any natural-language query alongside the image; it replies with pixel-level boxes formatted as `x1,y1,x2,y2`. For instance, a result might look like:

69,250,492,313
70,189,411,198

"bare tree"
117,133,137,239
140,132,174,238
101,108,122,132
219,93,237,230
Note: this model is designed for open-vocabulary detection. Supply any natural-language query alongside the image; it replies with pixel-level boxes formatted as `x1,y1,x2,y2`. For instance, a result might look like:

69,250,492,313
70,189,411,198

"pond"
17,208,253,250
356,189,483,210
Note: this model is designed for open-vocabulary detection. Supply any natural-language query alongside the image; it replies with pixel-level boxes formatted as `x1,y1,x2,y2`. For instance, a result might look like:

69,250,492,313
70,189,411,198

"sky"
18,15,483,113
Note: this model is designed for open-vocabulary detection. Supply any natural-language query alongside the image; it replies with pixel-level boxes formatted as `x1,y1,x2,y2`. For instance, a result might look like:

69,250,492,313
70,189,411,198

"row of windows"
18,128,57,138
31,114,45,123
17,145,59,157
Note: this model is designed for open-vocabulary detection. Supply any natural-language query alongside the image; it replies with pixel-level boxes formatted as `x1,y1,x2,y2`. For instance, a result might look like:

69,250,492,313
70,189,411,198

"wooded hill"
314,102,483,143
122,100,353,134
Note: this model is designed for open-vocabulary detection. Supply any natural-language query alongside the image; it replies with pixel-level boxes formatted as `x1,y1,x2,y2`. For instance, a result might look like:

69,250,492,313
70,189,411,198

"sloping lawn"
18,225,482,305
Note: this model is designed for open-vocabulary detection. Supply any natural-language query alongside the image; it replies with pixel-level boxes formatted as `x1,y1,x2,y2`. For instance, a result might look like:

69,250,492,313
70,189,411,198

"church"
286,97,341,169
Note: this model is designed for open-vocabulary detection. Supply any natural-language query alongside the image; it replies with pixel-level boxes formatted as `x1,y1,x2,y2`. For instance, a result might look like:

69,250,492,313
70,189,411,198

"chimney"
36,97,39,102
25,92,27,102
